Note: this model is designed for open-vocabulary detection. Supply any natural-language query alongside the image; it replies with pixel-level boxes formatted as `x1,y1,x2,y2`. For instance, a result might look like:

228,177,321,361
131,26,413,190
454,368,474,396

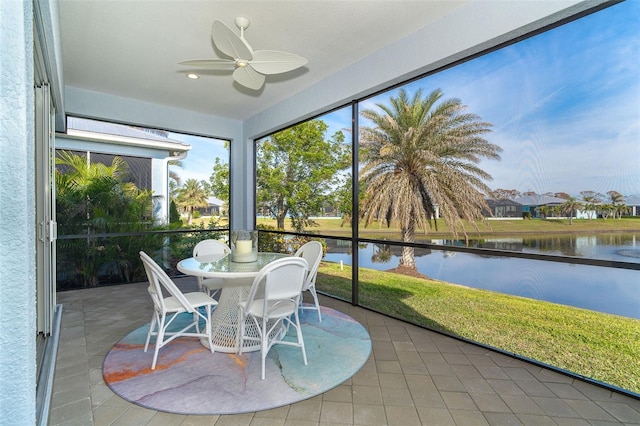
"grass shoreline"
197,217,639,238
316,261,640,395
254,217,640,239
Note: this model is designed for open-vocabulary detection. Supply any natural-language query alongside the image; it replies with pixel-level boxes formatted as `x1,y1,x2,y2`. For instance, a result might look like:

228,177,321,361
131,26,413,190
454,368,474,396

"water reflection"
324,238,640,319
427,233,640,262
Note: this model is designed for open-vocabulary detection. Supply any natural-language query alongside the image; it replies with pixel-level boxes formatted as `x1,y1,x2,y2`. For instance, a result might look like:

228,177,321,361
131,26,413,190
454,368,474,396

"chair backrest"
245,257,309,315
140,251,195,313
193,239,231,258
294,241,323,290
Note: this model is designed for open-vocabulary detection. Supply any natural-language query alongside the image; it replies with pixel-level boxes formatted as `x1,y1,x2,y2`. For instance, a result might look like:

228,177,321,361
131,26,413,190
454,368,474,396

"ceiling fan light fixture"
178,17,308,90
186,73,200,79
234,16,250,31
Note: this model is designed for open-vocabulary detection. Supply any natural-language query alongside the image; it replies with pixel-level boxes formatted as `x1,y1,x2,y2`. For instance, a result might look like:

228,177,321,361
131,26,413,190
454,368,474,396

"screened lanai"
2,1,639,424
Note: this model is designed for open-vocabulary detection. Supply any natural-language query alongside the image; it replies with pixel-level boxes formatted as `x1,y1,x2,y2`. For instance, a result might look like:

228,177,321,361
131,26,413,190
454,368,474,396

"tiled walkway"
51,279,640,425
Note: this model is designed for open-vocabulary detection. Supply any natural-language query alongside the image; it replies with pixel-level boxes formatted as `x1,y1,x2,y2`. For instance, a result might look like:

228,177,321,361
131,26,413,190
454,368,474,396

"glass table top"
177,252,289,278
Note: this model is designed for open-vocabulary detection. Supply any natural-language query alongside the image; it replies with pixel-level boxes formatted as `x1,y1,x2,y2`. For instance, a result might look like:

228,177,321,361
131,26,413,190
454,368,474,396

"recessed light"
186,73,200,80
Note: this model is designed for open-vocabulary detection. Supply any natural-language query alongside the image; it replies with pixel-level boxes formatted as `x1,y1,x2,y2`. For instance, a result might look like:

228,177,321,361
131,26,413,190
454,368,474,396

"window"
255,2,640,395
256,107,351,237
56,117,230,289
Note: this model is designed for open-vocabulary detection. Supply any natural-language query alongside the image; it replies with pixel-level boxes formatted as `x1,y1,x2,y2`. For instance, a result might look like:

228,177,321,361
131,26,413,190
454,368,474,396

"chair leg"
193,311,200,333
309,286,322,322
293,310,308,365
261,316,268,380
144,313,157,352
237,309,245,355
151,313,167,370
206,305,214,353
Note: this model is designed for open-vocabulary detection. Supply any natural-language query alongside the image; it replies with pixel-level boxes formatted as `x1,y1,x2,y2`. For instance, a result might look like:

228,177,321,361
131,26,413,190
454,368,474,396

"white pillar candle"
235,240,252,254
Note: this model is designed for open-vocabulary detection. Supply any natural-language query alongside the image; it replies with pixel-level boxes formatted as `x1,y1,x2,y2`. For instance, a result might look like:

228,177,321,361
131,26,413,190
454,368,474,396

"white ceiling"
58,1,466,122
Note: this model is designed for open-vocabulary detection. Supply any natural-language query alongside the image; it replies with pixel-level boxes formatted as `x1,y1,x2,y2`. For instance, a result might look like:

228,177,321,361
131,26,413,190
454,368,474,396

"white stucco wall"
0,1,37,424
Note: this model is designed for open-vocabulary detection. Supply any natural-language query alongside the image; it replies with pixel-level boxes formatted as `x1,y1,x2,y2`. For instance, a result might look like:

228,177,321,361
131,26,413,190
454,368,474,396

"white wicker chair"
237,256,309,380
294,241,323,321
140,251,217,370
192,239,231,298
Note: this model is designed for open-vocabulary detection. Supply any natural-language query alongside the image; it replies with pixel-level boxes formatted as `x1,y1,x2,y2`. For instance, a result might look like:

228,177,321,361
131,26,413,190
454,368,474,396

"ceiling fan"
179,17,308,90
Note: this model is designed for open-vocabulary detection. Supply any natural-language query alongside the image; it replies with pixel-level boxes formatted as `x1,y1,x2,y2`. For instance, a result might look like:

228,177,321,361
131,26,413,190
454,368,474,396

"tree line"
489,189,630,221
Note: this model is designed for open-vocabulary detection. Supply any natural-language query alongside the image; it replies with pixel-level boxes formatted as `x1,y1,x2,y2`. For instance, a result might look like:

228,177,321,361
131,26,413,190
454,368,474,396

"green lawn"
257,217,640,238
316,261,640,394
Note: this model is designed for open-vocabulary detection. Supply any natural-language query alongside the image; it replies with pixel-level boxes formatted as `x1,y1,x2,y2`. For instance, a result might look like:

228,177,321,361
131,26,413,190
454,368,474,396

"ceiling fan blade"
178,59,234,69
233,66,265,90
250,50,308,75
211,19,253,60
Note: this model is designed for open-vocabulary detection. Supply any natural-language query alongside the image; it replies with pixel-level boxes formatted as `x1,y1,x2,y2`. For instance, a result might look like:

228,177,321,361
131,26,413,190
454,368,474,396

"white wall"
0,1,37,424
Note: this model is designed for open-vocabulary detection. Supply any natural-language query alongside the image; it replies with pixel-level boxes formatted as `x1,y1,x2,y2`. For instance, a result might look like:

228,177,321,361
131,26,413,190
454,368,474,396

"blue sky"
175,2,639,198
361,1,640,197
168,132,229,184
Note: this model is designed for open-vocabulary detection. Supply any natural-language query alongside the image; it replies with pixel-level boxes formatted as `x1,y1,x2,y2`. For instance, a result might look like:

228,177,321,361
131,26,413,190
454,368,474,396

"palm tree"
607,190,626,219
580,191,603,219
600,204,614,220
55,151,154,286
359,88,501,270
614,203,628,219
175,179,210,225
538,205,550,219
371,243,393,264
561,197,581,224
583,203,597,219
168,159,184,202
55,151,142,233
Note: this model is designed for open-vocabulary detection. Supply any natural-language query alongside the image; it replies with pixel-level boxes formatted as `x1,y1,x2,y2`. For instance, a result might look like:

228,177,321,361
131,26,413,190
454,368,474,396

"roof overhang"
63,129,191,154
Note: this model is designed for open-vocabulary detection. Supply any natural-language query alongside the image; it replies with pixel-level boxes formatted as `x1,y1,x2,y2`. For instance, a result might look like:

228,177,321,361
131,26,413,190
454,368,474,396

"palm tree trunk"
400,219,416,269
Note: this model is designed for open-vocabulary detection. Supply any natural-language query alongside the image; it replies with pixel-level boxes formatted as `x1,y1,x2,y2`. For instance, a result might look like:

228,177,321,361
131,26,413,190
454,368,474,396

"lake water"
323,234,640,320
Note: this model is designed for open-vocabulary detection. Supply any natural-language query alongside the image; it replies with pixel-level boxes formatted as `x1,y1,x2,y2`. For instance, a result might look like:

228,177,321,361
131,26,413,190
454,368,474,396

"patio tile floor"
50,278,640,425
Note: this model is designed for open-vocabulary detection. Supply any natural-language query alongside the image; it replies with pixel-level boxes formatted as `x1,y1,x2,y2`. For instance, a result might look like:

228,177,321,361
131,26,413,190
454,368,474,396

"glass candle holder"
230,229,258,262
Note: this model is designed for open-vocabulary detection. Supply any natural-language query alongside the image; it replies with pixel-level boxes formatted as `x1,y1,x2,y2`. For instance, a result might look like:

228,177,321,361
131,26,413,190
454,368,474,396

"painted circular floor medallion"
103,305,371,415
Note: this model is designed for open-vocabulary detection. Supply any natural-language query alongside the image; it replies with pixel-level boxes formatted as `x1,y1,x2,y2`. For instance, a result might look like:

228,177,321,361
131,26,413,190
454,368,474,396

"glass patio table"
177,252,289,353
